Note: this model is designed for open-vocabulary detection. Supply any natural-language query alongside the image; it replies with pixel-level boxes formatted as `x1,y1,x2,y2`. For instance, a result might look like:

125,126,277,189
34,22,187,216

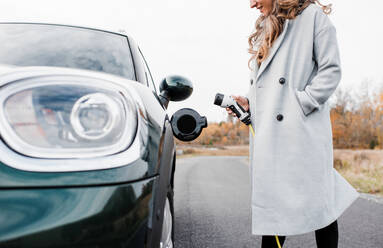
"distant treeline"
177,82,383,149
331,82,383,149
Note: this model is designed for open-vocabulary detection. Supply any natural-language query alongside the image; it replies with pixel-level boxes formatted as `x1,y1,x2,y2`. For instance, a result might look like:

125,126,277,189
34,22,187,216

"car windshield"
0,23,135,80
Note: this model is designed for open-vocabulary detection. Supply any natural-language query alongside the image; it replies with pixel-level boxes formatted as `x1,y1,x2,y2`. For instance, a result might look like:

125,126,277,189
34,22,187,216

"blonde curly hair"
248,0,332,69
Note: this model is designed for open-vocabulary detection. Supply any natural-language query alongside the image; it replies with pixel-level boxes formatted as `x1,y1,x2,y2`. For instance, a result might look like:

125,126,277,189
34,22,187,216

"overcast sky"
1,0,382,122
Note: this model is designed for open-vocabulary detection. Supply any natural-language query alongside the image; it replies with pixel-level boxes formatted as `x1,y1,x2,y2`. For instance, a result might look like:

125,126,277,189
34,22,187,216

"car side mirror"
159,75,193,108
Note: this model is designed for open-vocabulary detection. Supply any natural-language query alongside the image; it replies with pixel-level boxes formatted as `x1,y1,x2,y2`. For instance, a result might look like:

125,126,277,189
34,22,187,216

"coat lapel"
255,19,290,83
251,60,260,80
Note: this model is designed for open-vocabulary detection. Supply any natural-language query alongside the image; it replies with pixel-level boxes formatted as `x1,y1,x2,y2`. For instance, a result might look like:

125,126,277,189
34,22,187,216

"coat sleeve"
294,21,342,116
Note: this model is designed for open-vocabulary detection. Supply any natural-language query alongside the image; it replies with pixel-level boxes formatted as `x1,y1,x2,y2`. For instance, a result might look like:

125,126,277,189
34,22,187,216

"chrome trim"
0,134,142,172
0,77,137,159
0,67,149,172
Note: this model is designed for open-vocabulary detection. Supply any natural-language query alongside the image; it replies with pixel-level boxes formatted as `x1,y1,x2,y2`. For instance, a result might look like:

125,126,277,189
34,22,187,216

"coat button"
276,114,284,121
250,79,254,85
279,77,286,85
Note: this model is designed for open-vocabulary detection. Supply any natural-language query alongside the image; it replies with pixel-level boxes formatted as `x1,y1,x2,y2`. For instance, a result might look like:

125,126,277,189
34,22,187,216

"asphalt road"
174,156,383,248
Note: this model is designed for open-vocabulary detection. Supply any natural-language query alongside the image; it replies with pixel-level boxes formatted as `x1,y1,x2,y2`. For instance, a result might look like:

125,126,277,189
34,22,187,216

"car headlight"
70,93,123,140
0,75,138,159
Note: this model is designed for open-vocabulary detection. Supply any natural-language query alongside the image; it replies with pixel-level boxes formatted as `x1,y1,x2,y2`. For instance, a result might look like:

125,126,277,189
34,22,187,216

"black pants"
261,220,338,248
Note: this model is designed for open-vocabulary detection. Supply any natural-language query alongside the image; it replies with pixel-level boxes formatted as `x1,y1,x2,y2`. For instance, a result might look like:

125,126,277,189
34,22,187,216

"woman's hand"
226,95,249,117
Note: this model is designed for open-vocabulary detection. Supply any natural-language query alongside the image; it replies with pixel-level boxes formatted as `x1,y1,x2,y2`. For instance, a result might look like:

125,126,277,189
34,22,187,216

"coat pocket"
294,88,318,119
295,97,308,121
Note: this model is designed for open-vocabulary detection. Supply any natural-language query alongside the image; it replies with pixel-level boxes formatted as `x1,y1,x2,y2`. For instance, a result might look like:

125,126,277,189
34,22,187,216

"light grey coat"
246,4,359,236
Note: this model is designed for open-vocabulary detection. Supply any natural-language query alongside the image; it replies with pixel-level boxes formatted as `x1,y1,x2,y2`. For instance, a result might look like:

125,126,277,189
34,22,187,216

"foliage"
331,82,383,149
176,118,250,146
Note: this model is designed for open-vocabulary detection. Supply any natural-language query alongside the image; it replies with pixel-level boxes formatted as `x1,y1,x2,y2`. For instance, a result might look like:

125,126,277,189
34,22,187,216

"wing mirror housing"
171,108,207,142
159,75,193,108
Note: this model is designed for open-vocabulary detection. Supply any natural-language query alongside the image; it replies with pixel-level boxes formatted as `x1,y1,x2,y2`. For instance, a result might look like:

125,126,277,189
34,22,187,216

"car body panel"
147,121,175,247
0,177,155,247
0,159,150,188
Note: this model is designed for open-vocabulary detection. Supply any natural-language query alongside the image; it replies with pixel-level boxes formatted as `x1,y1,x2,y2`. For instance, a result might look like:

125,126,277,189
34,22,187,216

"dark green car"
0,23,207,248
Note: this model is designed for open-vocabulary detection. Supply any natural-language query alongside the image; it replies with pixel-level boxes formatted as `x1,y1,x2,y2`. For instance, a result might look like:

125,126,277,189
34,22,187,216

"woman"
226,0,360,247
